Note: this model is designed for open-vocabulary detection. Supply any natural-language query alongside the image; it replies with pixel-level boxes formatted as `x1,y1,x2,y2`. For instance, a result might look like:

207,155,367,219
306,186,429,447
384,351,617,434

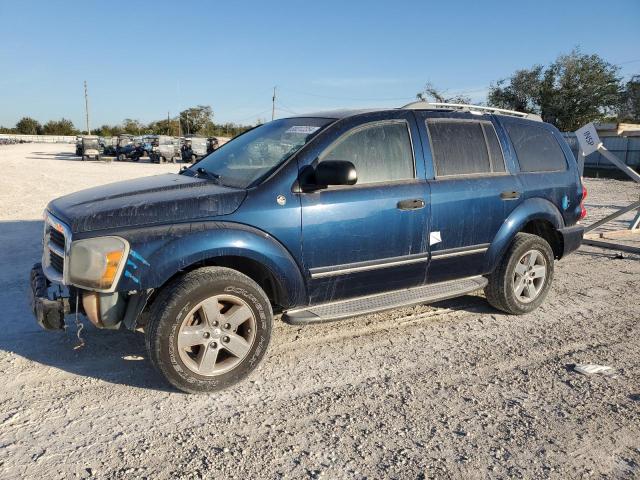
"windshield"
83,138,99,148
186,117,332,188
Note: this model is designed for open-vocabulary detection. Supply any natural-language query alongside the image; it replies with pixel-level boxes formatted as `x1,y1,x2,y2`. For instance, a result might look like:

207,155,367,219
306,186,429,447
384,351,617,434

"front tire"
145,267,273,394
484,233,554,315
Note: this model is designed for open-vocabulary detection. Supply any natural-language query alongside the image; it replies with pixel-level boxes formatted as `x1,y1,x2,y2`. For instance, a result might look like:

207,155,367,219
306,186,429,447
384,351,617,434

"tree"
179,105,213,135
16,117,43,135
94,124,121,137
416,82,471,104
121,118,144,135
488,49,621,131
487,66,544,113
619,75,640,122
42,118,75,135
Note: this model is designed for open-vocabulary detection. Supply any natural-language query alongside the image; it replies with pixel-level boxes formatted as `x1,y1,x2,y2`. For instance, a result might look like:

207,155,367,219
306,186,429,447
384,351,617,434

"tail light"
579,183,587,220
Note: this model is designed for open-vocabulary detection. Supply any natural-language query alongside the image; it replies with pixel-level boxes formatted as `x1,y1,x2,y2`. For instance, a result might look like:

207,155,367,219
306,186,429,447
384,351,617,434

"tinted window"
504,122,567,172
426,120,505,176
320,121,414,184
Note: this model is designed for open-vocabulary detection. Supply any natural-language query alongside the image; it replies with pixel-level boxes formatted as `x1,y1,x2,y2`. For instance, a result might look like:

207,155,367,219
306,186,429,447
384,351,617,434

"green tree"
416,82,471,104
121,118,144,135
16,116,43,135
488,49,621,131
42,118,75,135
619,75,640,122
94,124,120,137
487,66,544,113
179,105,213,135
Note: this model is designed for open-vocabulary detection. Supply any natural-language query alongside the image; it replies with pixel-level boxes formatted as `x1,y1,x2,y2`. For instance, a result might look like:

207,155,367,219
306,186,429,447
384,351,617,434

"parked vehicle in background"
75,136,83,156
101,137,117,156
79,135,103,161
150,135,180,163
207,137,220,154
136,135,155,159
115,134,136,161
181,136,208,162
30,102,586,393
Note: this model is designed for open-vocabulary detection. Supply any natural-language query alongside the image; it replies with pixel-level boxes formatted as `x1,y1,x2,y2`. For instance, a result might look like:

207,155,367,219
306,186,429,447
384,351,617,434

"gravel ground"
0,143,639,479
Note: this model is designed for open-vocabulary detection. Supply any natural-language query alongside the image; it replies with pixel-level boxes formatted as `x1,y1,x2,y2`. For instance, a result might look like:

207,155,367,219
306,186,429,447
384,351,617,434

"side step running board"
282,276,488,325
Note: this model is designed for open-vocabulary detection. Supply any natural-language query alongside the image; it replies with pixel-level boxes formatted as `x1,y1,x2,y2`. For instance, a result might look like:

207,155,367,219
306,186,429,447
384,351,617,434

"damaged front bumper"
30,262,152,331
30,262,74,330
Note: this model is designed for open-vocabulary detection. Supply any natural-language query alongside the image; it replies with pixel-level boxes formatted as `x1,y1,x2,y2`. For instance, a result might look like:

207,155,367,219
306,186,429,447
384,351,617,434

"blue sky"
1,0,639,128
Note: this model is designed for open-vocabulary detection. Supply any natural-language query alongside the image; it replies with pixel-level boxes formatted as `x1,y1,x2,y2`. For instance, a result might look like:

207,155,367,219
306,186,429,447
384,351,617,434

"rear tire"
484,233,554,315
145,267,273,394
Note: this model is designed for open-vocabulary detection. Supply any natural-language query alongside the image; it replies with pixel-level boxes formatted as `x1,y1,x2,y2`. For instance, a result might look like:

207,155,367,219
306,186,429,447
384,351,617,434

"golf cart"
75,136,83,156
150,135,180,163
80,135,103,161
207,137,220,154
181,136,208,163
115,134,136,161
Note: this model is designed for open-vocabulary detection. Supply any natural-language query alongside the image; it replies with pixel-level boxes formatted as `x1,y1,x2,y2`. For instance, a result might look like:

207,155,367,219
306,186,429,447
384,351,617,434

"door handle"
397,198,425,210
500,191,521,200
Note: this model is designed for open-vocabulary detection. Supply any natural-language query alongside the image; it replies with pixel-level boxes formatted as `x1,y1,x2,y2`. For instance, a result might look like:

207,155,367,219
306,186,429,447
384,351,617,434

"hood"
48,173,246,233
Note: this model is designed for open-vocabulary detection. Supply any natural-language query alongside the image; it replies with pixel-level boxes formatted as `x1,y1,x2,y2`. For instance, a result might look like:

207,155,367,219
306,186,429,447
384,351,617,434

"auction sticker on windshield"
286,126,321,134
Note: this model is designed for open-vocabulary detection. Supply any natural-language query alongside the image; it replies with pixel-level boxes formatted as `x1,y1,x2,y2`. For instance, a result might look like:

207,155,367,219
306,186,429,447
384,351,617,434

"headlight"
68,236,129,290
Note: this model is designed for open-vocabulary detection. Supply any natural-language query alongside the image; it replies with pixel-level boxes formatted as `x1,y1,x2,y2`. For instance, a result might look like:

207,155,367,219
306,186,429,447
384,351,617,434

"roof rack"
400,101,542,122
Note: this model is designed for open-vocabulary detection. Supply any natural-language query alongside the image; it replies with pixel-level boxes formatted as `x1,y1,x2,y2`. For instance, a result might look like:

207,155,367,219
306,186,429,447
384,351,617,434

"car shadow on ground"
429,293,498,315
0,219,176,393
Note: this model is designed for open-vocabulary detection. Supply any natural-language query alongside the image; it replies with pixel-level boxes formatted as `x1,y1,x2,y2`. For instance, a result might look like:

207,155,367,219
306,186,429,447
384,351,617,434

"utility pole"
84,80,90,135
167,111,170,135
272,86,276,121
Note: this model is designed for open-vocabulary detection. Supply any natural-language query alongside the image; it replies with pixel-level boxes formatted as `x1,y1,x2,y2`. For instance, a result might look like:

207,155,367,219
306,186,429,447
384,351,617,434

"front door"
299,111,430,304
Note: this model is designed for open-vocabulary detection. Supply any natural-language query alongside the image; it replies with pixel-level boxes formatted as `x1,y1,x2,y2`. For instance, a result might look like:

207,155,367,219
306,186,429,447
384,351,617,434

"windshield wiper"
195,167,222,184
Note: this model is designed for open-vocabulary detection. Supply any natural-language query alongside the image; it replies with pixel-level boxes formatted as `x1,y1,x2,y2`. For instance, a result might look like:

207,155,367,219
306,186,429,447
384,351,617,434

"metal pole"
272,86,276,121
84,80,90,135
596,144,640,184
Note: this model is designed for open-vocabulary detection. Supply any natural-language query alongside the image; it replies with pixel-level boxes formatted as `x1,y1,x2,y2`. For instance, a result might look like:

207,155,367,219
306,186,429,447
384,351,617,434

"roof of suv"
292,102,543,123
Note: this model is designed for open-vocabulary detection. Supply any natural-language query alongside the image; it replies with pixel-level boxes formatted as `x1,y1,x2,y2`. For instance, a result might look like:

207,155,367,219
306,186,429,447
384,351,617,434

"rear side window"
320,120,414,184
504,122,567,172
426,120,506,177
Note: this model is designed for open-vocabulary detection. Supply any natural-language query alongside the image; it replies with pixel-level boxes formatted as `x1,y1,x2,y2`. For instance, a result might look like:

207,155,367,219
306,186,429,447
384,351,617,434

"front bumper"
30,262,71,330
559,224,585,257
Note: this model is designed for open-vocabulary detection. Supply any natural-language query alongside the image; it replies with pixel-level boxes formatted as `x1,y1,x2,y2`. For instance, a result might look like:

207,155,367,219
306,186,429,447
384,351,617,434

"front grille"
50,228,65,250
43,213,70,283
49,250,64,272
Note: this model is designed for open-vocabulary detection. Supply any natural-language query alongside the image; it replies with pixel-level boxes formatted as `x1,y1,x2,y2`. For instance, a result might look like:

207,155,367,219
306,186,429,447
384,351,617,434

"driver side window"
320,120,415,185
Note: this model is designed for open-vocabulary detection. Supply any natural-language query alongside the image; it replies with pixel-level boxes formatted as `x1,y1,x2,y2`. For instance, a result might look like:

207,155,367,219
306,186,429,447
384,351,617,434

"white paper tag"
285,126,320,134
429,231,441,246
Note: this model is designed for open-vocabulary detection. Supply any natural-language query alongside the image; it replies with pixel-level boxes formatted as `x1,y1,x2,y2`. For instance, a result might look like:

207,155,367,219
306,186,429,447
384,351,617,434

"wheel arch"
485,197,565,272
118,222,307,309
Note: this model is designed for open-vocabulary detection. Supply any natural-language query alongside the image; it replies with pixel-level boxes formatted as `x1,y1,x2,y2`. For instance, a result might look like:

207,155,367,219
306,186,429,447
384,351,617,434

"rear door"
298,111,430,304
414,111,523,282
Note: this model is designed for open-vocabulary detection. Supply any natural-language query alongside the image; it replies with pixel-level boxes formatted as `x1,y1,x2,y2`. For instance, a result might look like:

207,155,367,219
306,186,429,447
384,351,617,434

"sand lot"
0,143,639,479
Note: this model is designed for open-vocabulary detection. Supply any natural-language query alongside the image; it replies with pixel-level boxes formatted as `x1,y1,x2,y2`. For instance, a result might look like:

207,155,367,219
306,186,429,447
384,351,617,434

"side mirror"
314,160,357,187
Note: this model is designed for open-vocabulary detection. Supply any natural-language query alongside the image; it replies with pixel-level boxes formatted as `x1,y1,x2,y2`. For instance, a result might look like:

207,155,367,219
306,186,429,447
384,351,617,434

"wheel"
82,155,88,161
118,154,126,161
484,233,554,315
97,154,102,162
145,267,273,394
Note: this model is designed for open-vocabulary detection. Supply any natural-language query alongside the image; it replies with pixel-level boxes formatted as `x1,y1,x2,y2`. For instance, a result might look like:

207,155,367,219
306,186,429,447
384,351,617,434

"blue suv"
30,102,585,393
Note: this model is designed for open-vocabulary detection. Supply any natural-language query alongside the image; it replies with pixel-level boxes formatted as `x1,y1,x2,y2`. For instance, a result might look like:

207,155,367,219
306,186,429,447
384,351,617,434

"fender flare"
117,222,307,308
484,197,565,272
